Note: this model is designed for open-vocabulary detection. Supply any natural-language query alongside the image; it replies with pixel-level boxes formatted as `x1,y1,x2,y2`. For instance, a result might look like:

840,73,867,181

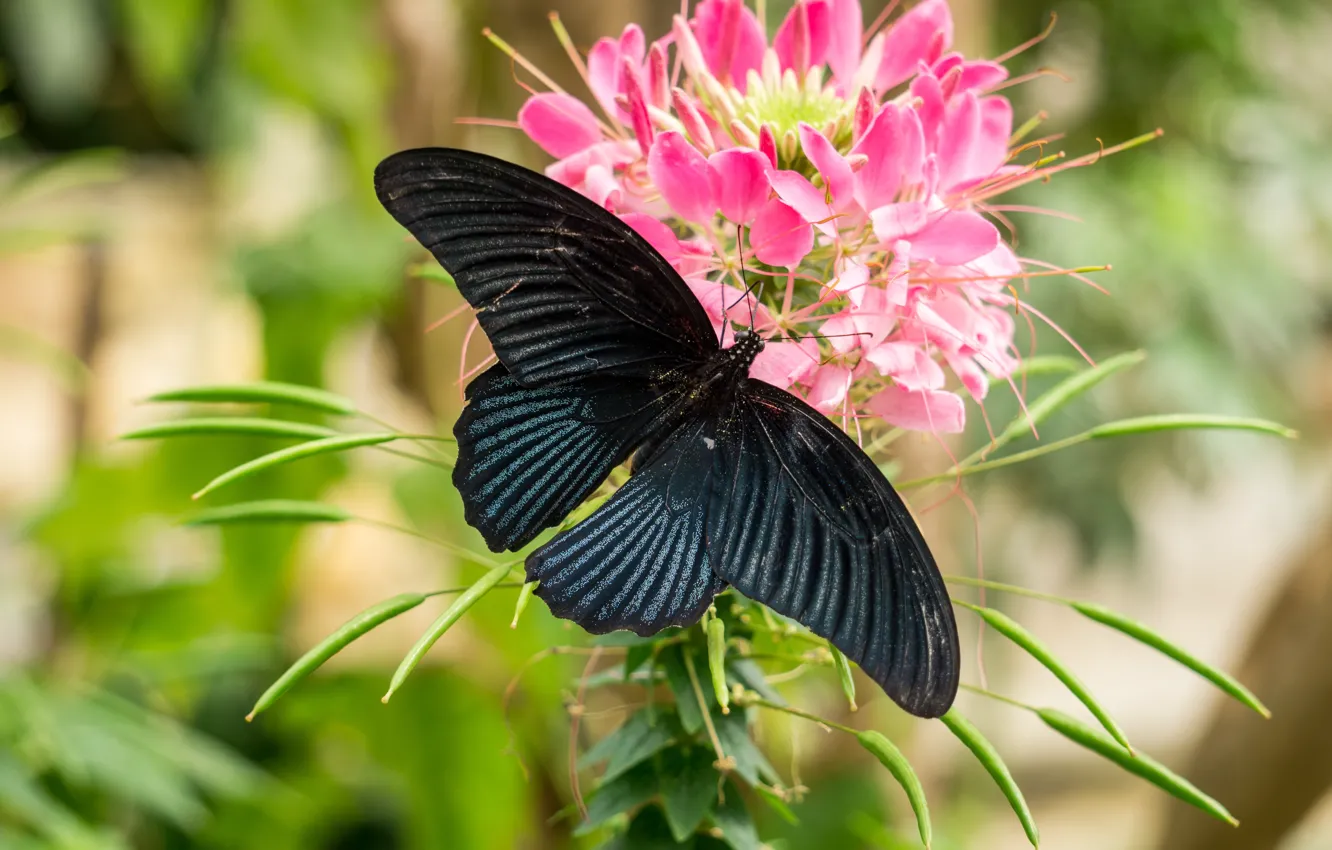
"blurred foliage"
973,0,1331,559
0,0,1319,848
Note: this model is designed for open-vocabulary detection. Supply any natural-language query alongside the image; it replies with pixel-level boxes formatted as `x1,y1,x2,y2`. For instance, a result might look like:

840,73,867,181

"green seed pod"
707,617,729,714
855,730,931,848
246,592,426,722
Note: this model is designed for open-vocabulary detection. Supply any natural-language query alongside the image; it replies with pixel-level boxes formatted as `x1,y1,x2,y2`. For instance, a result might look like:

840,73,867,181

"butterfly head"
727,329,765,371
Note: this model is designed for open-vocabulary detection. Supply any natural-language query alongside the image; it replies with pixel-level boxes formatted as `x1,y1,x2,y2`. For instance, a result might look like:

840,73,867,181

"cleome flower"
493,0,1136,435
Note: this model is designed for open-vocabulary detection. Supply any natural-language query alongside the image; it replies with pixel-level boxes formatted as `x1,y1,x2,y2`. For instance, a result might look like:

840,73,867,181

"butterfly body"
376,147,960,718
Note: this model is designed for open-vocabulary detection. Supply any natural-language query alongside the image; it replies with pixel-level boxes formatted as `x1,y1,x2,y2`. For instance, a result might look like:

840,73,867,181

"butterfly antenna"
724,227,764,328
740,225,757,330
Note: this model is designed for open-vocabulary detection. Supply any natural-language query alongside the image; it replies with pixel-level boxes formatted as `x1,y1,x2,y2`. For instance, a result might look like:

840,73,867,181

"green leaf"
184,499,351,527
247,592,426,720
712,781,760,850
715,711,779,787
509,579,538,628
902,413,1296,489
752,785,798,825
411,263,456,286
661,746,720,842
580,710,682,782
580,761,660,832
383,562,515,702
1071,602,1268,718
962,603,1132,752
595,632,662,648
1038,708,1237,826
940,710,1038,847
830,644,857,712
1088,414,1296,440
625,644,655,680
707,618,730,713
121,417,335,441
985,350,1145,457
0,752,100,845
855,731,932,848
621,804,695,849
191,433,397,499
0,322,89,389
725,658,784,705
147,381,357,415
3,147,124,206
662,646,705,734
1009,355,1082,378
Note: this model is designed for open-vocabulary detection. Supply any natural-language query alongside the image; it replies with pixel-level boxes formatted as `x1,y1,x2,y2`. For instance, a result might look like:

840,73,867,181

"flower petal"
868,384,965,433
686,278,775,340
770,170,838,236
692,0,766,91
875,0,953,91
799,122,855,212
587,25,646,119
807,364,854,413
775,0,832,73
911,209,999,265
619,213,680,260
750,198,815,266
708,148,773,224
826,0,864,87
518,93,603,158
871,201,929,243
865,341,945,390
647,131,715,224
750,338,821,388
852,104,926,210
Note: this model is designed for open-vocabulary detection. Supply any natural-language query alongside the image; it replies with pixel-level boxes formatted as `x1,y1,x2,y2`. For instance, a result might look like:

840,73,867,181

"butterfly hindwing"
707,379,960,718
374,148,717,385
454,362,676,552
527,415,726,635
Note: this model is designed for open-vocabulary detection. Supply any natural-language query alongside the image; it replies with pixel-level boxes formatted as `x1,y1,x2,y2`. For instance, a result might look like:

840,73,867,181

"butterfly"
374,147,959,718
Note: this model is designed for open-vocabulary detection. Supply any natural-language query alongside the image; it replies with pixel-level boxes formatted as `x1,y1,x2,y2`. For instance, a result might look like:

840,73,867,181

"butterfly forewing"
707,380,960,717
374,148,717,385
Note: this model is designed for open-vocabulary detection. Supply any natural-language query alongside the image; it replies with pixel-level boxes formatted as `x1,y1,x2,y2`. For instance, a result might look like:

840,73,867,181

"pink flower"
868,385,966,433
691,0,766,90
518,93,602,158
648,131,715,224
750,200,813,267
488,0,1110,436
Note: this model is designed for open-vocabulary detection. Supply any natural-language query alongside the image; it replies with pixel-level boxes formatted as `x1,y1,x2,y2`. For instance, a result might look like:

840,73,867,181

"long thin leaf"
1009,355,1082,378
122,417,335,441
901,413,1295,488
856,731,932,848
1038,708,1237,826
960,603,1132,752
247,593,427,721
830,644,857,712
148,381,356,415
940,710,1038,847
986,351,1145,457
184,500,352,526
1072,602,1270,718
1089,414,1296,440
191,433,396,499
383,562,515,702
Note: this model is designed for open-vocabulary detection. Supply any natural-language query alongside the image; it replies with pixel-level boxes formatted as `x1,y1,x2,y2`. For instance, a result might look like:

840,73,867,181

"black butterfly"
374,148,959,718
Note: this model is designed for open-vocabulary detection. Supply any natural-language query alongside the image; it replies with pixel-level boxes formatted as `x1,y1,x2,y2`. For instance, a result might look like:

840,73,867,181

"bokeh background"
1,1,1328,848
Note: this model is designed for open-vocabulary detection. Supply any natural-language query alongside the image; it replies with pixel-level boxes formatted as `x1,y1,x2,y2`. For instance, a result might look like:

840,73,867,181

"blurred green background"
0,1,1327,848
